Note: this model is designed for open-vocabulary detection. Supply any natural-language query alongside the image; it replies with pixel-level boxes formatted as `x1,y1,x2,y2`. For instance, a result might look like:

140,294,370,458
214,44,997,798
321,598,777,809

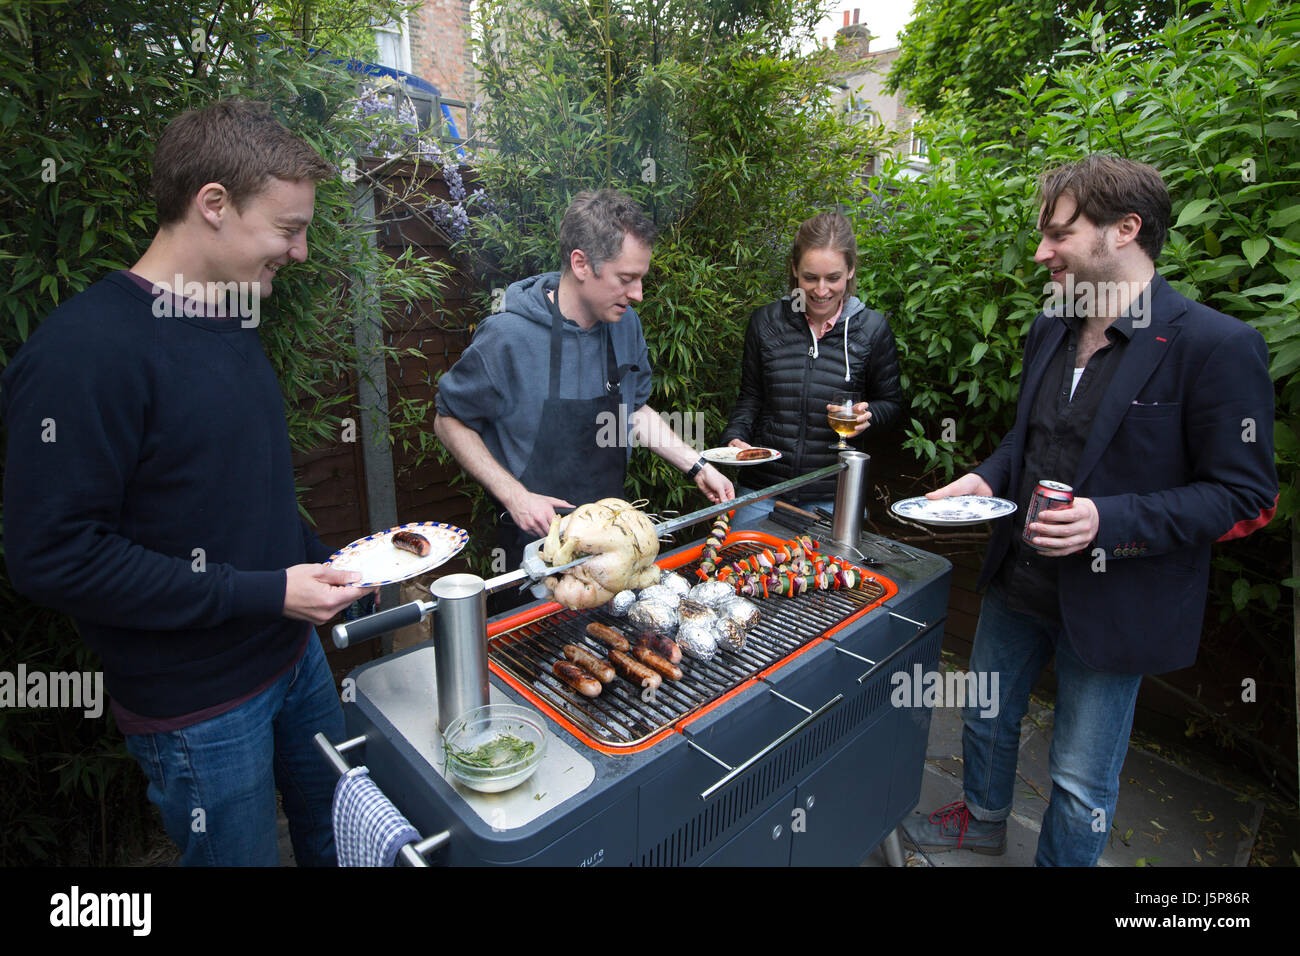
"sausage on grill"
608,648,662,689
632,644,682,681
585,622,630,652
563,644,615,684
553,660,602,697
637,632,682,664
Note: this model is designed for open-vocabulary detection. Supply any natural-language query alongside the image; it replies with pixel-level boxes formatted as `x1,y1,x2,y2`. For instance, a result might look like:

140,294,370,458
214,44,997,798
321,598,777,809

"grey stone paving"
859,699,1263,867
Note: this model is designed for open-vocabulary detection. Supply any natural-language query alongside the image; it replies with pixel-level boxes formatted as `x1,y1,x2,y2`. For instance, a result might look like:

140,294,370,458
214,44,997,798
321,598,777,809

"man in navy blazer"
907,156,1277,865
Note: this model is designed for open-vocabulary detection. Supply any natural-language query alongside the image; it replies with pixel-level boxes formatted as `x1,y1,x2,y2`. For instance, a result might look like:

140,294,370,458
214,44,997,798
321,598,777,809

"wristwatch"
686,456,708,480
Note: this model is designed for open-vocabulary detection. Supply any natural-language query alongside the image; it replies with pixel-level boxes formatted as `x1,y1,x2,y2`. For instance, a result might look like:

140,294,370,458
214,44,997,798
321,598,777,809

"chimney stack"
843,11,850,27
853,8,860,23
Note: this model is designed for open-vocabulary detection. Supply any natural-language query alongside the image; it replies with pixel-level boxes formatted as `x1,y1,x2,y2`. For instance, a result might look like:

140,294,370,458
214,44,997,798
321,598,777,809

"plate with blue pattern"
890,495,1017,527
325,521,469,586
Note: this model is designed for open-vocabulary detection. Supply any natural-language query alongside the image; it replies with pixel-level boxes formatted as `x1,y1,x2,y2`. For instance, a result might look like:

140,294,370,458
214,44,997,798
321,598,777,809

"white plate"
701,446,783,467
890,495,1018,527
325,521,469,587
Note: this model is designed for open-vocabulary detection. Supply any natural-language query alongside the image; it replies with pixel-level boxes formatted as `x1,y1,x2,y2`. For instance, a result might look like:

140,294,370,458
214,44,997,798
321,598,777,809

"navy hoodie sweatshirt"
435,271,653,478
1,272,329,717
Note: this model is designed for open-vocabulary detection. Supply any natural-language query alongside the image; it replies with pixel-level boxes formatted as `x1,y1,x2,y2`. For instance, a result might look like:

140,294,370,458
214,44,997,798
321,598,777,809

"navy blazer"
973,274,1277,674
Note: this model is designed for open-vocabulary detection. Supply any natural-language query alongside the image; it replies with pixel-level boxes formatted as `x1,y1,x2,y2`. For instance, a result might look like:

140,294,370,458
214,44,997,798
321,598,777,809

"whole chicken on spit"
541,498,661,609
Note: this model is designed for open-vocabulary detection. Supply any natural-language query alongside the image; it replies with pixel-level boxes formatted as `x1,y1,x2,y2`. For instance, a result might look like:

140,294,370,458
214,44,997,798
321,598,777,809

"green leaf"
1270,339,1300,379
1269,205,1300,229
1241,237,1270,268
970,341,988,364
1270,235,1300,257
981,301,997,335
1175,198,1215,229
1231,577,1251,612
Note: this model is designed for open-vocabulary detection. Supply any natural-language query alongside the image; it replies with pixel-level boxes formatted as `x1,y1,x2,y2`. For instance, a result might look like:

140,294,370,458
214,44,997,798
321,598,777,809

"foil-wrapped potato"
628,599,678,636
637,584,682,609
714,618,747,653
660,571,692,597
688,579,736,608
608,590,637,617
677,598,717,627
676,620,718,662
717,595,761,630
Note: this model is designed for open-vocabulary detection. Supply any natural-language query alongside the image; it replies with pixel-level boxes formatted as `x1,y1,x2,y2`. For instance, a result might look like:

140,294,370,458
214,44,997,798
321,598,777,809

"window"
909,121,928,157
844,92,878,128
374,11,411,74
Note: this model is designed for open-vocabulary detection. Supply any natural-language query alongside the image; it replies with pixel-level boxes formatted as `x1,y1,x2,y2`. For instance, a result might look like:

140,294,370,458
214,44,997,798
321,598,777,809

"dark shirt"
1,271,329,718
995,310,1136,621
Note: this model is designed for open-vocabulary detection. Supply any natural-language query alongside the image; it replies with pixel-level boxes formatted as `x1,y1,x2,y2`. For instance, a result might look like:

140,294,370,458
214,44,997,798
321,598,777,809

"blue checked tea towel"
332,766,420,867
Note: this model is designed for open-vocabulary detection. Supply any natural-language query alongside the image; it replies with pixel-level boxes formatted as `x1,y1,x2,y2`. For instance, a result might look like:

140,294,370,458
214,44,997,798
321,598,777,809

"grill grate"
488,542,888,749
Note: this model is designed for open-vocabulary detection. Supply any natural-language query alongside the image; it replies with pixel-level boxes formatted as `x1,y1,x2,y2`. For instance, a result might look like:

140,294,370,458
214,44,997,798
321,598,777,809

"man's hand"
926,473,994,500
284,564,372,626
1026,497,1100,557
694,463,734,504
827,401,872,438
727,438,753,450
506,489,575,538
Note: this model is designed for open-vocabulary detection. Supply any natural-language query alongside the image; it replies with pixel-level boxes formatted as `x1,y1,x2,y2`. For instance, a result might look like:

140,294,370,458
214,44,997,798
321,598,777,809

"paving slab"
888,698,1264,868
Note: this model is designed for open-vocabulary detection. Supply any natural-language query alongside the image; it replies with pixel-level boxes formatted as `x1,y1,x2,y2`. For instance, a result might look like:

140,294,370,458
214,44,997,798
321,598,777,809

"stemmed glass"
827,394,857,451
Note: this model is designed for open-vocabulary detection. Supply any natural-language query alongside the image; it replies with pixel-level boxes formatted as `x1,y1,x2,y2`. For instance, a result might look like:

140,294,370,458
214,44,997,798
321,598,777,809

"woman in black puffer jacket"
721,211,903,526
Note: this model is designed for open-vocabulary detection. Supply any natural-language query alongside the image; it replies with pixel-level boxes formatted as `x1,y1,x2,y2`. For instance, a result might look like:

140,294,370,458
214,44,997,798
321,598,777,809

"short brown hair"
152,100,334,226
789,211,858,296
559,190,657,274
1038,155,1171,261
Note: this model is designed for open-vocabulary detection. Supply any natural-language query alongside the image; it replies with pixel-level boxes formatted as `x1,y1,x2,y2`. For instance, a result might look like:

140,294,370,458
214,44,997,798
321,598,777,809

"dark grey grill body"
340,523,950,866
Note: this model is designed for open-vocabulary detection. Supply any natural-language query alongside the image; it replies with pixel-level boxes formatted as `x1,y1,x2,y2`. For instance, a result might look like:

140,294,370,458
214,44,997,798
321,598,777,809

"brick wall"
408,0,475,103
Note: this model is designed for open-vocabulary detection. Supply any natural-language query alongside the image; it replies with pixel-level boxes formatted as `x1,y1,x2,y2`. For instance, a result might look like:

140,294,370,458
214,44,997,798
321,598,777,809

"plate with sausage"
701,446,783,466
325,521,469,587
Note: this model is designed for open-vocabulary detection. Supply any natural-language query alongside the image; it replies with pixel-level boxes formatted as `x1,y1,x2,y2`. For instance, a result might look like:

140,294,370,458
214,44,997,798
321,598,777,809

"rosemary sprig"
446,732,535,770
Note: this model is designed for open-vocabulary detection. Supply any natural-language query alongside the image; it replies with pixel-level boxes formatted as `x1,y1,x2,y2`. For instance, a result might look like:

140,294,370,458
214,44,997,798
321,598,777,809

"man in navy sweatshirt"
1,100,372,865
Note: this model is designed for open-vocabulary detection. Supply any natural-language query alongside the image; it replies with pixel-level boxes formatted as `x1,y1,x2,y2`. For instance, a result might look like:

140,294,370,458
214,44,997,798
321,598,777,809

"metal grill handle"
313,732,450,866
689,690,843,800
332,599,436,649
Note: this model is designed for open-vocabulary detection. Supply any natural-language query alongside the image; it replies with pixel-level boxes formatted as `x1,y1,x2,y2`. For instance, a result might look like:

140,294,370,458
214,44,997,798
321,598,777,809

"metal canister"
1022,480,1073,549
430,574,490,732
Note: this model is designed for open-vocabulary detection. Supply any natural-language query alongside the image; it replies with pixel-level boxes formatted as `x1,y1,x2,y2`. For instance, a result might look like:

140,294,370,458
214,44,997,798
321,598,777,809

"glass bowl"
441,704,547,793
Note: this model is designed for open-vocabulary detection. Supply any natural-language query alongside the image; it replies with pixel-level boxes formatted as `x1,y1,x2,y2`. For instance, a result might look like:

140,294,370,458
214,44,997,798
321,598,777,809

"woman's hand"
727,438,753,450
826,401,872,437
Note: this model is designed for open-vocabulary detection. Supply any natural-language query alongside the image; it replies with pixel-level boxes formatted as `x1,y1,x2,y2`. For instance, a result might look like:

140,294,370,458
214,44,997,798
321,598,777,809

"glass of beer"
828,394,858,450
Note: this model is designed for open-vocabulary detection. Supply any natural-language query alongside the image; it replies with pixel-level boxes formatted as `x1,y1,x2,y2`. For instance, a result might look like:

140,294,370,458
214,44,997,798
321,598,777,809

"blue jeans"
962,588,1142,866
124,632,345,866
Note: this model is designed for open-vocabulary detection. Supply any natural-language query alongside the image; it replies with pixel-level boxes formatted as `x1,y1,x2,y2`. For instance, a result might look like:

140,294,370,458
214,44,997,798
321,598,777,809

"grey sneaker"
906,800,1007,855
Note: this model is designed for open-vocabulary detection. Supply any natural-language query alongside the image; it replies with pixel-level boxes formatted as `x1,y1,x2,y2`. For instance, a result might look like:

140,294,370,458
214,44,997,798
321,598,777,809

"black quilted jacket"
720,296,904,501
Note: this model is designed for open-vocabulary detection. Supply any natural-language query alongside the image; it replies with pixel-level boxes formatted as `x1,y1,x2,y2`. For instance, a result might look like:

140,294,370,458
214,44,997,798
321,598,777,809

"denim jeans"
124,632,345,866
961,587,1142,866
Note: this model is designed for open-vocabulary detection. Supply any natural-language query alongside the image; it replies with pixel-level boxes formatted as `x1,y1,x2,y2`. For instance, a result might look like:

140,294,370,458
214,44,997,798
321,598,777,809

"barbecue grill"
321,507,951,866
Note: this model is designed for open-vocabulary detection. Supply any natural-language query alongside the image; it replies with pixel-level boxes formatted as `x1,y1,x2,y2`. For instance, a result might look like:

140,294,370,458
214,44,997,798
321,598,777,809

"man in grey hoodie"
434,190,733,574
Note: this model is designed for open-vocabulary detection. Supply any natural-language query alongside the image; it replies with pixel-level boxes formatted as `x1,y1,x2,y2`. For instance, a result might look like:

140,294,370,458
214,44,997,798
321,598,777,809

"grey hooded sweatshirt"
435,272,653,479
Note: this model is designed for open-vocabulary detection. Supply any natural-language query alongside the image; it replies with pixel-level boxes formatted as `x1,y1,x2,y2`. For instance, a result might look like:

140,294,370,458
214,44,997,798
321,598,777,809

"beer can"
1022,479,1073,549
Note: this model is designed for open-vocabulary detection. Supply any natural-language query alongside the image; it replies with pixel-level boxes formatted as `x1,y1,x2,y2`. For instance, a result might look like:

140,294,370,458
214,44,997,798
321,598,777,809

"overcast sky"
814,0,918,50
